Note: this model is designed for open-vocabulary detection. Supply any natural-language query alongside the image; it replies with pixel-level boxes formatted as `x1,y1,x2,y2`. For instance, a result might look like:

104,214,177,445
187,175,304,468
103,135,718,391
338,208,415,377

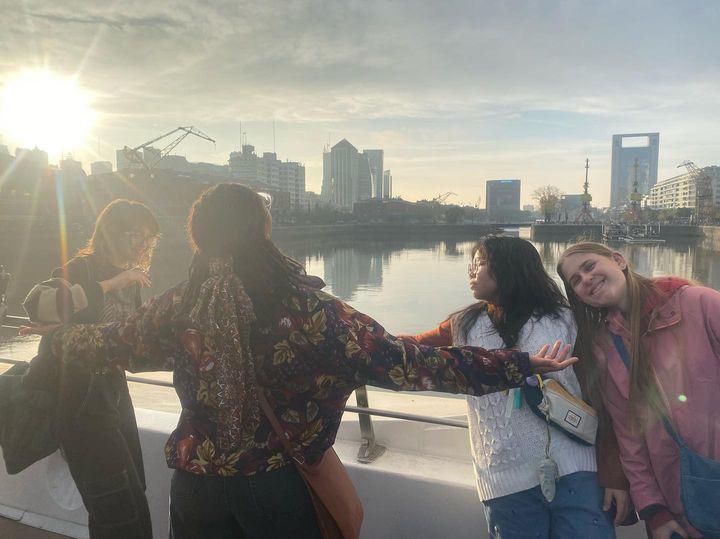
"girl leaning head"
557,242,664,421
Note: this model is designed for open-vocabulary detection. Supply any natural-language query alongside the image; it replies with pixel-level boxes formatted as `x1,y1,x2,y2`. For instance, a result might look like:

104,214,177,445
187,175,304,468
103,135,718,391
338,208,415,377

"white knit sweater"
458,308,597,501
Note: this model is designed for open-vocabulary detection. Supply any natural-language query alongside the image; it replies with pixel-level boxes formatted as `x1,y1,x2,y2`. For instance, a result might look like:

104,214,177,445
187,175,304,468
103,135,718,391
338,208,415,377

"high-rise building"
610,133,659,208
364,149,384,198
228,144,305,208
383,170,392,199
321,147,332,200
486,179,521,221
323,139,377,209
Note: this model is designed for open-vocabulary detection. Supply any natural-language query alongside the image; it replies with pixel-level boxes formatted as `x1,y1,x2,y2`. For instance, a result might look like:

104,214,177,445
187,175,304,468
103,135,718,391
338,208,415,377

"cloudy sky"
1,0,719,206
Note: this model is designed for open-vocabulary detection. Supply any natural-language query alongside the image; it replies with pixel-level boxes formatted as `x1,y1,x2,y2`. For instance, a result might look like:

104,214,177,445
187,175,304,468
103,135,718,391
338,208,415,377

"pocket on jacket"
81,470,139,526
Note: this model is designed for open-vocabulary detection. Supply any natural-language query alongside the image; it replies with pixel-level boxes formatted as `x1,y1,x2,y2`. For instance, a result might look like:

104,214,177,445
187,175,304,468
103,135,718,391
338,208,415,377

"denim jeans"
482,471,615,539
59,365,152,538
169,465,322,539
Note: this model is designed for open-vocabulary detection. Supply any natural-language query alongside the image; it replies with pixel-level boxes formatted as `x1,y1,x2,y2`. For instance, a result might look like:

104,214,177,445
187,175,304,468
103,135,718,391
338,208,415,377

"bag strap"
610,332,685,448
256,389,306,465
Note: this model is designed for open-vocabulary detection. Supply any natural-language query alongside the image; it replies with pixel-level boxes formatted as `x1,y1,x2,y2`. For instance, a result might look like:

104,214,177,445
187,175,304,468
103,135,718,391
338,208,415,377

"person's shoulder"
676,284,720,307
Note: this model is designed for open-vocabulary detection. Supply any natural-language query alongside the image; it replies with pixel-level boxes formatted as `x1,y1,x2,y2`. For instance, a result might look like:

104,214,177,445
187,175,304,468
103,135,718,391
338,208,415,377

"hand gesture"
19,323,62,336
101,269,151,293
603,488,630,526
530,341,578,374
652,519,687,539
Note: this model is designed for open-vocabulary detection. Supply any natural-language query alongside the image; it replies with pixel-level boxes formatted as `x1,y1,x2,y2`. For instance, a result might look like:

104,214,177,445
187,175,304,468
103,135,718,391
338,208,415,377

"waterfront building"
324,139,373,210
610,133,659,208
321,147,332,200
229,145,306,209
383,170,393,199
485,179,521,221
364,149,384,199
645,166,720,210
91,161,113,175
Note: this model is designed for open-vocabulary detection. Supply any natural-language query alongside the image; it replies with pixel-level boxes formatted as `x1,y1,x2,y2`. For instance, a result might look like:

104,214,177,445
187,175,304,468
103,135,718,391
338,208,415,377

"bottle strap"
610,332,685,448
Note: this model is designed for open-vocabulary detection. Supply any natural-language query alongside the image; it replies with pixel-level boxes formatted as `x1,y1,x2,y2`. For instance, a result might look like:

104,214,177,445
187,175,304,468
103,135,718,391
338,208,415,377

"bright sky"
1,1,718,207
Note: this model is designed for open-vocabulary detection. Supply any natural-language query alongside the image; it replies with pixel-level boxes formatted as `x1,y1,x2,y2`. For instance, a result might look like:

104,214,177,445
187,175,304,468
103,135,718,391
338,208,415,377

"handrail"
0,355,468,441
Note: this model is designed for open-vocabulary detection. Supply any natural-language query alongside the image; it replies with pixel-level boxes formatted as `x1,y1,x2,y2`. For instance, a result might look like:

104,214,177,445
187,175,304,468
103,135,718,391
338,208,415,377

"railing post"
354,385,386,464
0,265,10,325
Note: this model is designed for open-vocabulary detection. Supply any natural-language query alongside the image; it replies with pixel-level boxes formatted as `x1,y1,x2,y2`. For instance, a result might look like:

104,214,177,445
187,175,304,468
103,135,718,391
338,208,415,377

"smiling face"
468,249,498,302
560,251,629,310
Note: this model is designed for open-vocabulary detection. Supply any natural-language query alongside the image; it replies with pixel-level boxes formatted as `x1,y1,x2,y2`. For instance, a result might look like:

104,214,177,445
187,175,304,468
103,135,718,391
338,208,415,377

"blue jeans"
482,472,615,539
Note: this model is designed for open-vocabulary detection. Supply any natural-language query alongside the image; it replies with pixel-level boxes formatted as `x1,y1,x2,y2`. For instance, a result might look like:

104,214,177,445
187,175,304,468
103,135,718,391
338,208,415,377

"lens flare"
0,70,97,157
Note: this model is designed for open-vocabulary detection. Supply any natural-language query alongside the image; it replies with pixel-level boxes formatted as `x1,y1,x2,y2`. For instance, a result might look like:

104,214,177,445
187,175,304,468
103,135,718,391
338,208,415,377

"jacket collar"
606,286,685,336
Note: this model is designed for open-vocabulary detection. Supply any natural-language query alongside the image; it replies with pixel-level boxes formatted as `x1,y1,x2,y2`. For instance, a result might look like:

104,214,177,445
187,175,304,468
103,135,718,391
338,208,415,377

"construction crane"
122,126,216,170
678,161,714,223
432,192,457,204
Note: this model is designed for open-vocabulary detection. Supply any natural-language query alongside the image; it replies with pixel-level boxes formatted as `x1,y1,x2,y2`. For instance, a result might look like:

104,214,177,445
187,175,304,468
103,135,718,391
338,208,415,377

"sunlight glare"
0,70,97,156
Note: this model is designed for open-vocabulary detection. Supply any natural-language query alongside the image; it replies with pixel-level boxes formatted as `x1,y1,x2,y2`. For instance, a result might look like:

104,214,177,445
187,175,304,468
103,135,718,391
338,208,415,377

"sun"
0,70,97,157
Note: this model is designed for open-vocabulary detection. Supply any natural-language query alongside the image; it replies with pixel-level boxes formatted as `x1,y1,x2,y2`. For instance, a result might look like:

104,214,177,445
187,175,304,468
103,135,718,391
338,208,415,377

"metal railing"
1,311,468,465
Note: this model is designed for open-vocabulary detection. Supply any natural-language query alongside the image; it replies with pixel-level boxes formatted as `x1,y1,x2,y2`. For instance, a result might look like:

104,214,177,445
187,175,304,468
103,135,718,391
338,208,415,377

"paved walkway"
0,518,71,538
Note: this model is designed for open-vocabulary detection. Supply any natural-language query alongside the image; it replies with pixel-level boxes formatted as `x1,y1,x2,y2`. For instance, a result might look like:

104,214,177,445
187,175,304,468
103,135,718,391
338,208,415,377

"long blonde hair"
557,242,664,428
77,199,159,271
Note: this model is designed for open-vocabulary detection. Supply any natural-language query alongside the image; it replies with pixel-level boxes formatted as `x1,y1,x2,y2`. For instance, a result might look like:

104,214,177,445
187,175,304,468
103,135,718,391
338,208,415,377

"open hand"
101,269,151,293
530,340,578,374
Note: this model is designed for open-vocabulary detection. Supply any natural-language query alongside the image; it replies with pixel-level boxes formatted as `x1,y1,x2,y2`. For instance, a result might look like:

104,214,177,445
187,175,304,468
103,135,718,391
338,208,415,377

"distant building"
324,139,374,210
91,161,113,175
353,197,433,222
486,179,521,221
364,149,384,199
116,147,228,178
383,170,392,199
645,166,720,210
228,144,305,209
610,133,659,208
321,148,332,200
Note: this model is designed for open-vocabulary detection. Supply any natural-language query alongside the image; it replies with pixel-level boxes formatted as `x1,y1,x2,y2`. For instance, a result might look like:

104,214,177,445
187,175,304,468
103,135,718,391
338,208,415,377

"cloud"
1,0,719,205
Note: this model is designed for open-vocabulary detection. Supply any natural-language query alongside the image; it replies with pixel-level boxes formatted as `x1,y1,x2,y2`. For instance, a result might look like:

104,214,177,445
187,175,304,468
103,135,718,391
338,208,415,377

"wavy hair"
77,199,159,271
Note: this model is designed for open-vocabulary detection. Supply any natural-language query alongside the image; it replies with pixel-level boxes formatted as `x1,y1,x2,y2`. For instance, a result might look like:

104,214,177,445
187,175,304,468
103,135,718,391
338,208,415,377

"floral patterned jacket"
52,280,532,476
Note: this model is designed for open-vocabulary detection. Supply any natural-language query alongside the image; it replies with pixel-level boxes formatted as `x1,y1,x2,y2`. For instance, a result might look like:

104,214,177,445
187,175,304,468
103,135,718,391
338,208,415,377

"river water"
2,227,718,412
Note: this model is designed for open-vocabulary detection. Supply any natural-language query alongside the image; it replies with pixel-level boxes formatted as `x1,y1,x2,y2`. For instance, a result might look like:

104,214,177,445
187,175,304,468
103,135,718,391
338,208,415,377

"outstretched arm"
308,292,575,397
50,285,184,373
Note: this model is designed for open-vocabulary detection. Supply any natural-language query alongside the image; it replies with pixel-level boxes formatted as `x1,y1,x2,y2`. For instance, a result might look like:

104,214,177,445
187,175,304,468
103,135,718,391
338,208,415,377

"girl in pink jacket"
558,242,720,539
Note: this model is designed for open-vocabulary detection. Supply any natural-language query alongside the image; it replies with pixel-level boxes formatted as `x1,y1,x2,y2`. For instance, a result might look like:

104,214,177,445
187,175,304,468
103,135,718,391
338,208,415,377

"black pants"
59,365,152,539
169,465,322,539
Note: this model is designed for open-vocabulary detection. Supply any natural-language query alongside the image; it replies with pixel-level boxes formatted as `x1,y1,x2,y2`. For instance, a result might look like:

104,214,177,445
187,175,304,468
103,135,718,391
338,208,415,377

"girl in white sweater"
409,236,629,538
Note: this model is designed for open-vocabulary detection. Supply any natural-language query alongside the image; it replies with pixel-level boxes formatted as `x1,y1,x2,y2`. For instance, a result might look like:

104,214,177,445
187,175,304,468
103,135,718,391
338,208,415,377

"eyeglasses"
125,231,160,248
257,192,272,209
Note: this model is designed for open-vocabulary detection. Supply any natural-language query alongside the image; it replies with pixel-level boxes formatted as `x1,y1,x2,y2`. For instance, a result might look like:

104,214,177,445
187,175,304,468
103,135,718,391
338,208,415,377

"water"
2,227,719,413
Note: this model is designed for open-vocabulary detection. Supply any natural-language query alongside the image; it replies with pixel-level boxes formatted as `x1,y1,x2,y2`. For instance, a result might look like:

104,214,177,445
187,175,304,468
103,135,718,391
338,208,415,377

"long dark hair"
181,183,306,321
453,236,568,346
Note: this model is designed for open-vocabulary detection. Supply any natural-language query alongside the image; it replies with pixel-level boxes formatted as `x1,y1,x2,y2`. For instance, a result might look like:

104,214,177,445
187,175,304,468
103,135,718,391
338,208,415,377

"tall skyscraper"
610,133,659,208
324,139,375,209
486,179,521,220
321,147,332,200
382,170,392,198
364,149,384,198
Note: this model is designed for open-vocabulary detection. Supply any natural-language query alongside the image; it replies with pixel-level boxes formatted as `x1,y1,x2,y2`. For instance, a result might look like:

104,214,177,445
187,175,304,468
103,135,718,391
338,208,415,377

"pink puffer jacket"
593,284,720,534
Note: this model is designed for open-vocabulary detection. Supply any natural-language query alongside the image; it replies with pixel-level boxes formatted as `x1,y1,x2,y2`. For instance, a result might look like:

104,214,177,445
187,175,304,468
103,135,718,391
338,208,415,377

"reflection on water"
3,228,720,353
